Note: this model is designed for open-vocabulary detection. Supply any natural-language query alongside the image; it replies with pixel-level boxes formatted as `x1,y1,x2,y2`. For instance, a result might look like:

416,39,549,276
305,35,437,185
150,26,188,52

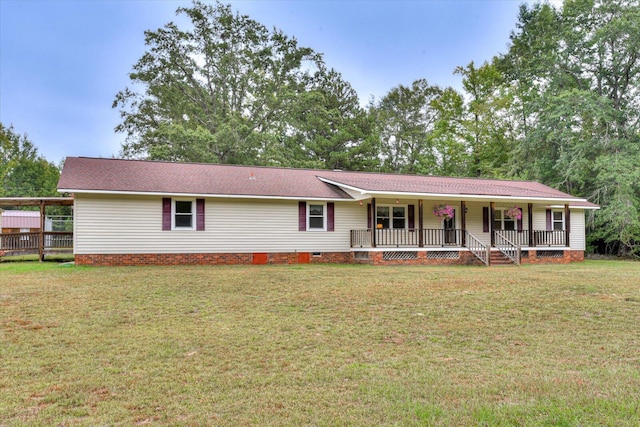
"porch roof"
58,157,598,208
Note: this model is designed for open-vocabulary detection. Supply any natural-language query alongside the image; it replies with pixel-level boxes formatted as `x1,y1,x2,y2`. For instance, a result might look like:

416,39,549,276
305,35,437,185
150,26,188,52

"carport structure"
0,197,74,261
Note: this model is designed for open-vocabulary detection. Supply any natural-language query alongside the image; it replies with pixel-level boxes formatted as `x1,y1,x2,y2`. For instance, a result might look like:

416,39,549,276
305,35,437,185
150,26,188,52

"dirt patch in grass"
1,261,639,425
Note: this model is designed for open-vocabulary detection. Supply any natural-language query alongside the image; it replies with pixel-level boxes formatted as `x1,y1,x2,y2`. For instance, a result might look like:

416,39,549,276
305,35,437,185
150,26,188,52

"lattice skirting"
427,251,460,260
535,250,565,258
383,251,418,260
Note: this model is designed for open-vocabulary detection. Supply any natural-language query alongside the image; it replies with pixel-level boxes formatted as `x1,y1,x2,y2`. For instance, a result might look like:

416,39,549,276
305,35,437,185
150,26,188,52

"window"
552,210,564,231
493,209,515,231
308,203,326,230
376,205,406,229
162,198,205,231
298,202,334,232
174,200,194,229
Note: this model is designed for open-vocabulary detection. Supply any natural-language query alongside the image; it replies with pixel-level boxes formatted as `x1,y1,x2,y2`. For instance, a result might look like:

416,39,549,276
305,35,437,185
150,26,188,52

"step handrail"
494,231,521,265
466,231,489,266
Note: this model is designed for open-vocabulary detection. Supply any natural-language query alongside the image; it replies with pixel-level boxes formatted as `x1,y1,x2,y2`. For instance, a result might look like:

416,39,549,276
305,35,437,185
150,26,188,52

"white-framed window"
376,205,406,229
173,199,195,230
552,210,564,231
494,208,515,231
308,203,326,231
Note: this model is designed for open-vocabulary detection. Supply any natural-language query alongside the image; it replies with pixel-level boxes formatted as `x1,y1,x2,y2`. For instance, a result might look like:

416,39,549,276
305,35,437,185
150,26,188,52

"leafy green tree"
429,87,470,176
497,0,640,256
0,123,60,197
373,79,444,174
114,1,322,165
455,61,515,178
280,66,378,171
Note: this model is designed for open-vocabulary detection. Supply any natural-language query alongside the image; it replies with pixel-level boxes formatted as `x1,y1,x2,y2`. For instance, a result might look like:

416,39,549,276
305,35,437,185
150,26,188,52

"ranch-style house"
57,157,599,266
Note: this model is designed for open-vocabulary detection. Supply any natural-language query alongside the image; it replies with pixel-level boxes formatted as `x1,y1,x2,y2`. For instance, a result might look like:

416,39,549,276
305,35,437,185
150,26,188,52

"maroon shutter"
367,204,372,229
327,202,334,232
566,209,571,232
482,207,489,232
517,216,523,232
546,209,552,231
196,199,205,231
299,201,306,231
408,204,415,229
162,198,171,231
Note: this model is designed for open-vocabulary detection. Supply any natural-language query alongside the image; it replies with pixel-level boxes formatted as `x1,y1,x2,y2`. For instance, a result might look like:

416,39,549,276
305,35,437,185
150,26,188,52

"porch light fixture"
395,199,399,204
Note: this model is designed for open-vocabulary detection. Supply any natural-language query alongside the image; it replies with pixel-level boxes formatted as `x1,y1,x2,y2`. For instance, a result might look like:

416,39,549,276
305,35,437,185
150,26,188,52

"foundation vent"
383,251,418,260
427,251,460,260
536,250,564,259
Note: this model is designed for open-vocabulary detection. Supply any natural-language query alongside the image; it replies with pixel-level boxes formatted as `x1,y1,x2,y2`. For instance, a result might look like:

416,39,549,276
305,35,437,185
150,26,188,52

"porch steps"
490,250,516,266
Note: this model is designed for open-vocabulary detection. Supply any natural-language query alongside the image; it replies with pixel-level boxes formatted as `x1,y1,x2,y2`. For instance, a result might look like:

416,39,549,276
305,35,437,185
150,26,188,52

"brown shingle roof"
58,157,350,199
58,157,598,207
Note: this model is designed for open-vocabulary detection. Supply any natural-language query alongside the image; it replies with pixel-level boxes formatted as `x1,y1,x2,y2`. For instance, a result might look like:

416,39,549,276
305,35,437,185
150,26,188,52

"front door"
444,212,457,245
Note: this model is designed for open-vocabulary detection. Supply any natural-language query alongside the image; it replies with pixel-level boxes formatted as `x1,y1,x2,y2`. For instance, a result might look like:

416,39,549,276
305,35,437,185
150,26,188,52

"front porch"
350,228,570,266
350,228,569,249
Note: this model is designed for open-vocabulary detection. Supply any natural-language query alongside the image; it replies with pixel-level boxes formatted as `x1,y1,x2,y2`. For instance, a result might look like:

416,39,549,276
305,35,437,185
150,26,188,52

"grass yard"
1,261,639,426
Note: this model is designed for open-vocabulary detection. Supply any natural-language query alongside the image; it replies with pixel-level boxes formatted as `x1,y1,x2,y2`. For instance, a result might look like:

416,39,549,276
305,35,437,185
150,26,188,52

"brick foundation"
75,251,352,267
521,250,584,265
74,250,585,267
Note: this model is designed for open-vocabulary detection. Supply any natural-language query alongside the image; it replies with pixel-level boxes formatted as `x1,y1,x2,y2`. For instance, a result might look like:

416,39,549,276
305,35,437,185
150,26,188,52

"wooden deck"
0,232,73,257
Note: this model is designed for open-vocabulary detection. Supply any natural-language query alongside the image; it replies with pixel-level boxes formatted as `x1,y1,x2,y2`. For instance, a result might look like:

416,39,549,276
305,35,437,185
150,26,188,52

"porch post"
371,197,376,248
461,200,466,247
528,203,534,247
490,202,495,247
564,204,570,247
418,199,424,247
39,200,45,262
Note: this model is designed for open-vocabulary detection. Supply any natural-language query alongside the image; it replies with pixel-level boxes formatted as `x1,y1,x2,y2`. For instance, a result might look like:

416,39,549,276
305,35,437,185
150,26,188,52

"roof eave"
315,178,591,206
58,188,352,202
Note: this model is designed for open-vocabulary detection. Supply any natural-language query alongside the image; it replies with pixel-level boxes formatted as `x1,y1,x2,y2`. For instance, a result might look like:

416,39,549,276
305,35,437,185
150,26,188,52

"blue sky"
0,0,553,163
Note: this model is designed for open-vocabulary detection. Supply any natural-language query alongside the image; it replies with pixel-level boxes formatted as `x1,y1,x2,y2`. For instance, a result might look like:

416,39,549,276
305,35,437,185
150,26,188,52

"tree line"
5,1,639,257
0,123,60,198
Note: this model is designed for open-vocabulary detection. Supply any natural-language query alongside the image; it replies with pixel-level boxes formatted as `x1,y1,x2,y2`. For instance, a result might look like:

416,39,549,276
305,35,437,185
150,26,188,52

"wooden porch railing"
496,230,567,247
532,230,567,246
350,228,568,249
0,232,73,254
350,229,464,248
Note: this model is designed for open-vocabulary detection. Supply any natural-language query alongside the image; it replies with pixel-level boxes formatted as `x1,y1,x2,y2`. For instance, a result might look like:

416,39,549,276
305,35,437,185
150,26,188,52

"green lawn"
1,261,639,426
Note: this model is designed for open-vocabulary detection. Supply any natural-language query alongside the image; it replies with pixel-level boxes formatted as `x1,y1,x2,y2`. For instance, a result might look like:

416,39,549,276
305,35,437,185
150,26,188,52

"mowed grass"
1,261,639,426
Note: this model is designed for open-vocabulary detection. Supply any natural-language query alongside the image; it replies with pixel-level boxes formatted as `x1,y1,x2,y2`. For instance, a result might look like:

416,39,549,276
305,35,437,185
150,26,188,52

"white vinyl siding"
73,194,365,254
461,202,491,246
569,209,585,250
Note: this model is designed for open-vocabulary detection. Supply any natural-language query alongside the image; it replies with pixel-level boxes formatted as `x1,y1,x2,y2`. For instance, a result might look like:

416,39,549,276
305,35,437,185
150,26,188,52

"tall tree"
278,66,378,171
374,79,443,174
455,61,515,178
114,1,322,165
429,87,470,176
